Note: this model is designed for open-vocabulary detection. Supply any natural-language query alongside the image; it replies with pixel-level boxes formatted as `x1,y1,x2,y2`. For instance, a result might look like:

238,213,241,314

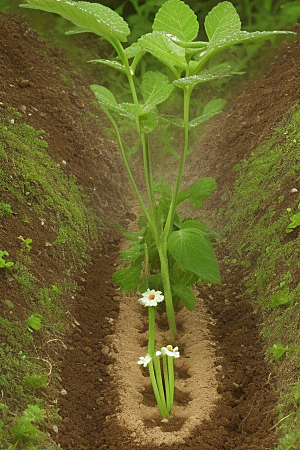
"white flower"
138,289,164,307
155,350,162,356
291,188,298,193
137,354,152,367
161,345,180,358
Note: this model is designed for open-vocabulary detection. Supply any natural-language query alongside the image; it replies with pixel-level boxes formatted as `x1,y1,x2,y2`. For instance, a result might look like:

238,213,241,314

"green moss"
0,109,99,267
0,107,101,449
223,104,300,450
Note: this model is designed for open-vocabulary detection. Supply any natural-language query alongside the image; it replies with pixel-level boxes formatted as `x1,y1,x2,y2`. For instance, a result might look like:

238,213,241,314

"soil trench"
2,11,299,450
54,242,278,450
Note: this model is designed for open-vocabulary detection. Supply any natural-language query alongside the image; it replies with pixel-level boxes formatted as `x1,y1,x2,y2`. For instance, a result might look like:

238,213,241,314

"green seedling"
51,284,62,295
24,374,48,389
18,236,32,252
10,404,46,448
26,313,44,331
270,343,287,361
286,212,300,233
19,0,295,417
268,288,290,308
0,202,13,216
0,251,14,269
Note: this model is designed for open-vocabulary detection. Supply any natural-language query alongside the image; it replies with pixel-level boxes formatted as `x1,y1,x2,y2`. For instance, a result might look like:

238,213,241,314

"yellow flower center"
166,345,173,352
149,294,155,300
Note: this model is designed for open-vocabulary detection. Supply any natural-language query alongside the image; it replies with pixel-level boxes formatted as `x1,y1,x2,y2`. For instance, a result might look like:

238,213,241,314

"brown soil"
1,11,300,450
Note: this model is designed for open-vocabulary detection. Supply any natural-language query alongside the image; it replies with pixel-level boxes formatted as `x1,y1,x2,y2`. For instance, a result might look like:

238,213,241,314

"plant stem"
167,355,175,410
148,307,168,416
155,87,192,339
158,244,177,338
141,132,156,222
163,86,191,241
102,108,152,225
148,306,156,356
148,360,169,417
110,37,177,339
162,354,171,412
153,355,167,412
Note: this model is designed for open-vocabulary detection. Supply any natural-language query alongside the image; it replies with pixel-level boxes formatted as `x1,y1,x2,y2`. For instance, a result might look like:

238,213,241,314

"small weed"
18,236,32,252
26,314,44,331
286,212,300,233
24,374,48,390
10,404,46,448
0,251,14,269
5,300,14,309
269,343,287,361
0,202,13,216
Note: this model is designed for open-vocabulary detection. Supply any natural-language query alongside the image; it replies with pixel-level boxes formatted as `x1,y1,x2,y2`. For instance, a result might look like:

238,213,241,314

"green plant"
0,251,14,269
24,374,48,389
26,314,44,331
286,212,300,233
20,0,294,417
10,404,46,448
0,202,13,217
18,236,32,252
137,289,180,416
270,343,288,360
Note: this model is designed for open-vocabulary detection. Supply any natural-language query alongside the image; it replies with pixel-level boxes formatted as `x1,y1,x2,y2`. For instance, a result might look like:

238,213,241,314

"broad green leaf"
91,85,138,120
20,0,130,41
141,72,174,110
120,243,145,262
170,262,199,287
168,228,221,284
26,314,44,331
202,98,227,115
188,177,217,208
189,99,227,128
144,274,164,292
208,30,296,50
286,212,300,233
181,219,218,239
173,64,234,89
205,2,241,43
112,266,141,292
269,288,290,307
139,111,158,134
153,0,199,42
88,59,125,73
270,343,287,360
90,84,118,108
124,42,141,59
123,227,147,243
177,189,189,205
138,32,187,68
160,114,184,128
118,103,137,120
172,284,196,311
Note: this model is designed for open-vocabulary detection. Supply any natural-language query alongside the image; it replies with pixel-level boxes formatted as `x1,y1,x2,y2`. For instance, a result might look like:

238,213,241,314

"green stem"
148,306,155,357
141,132,156,222
158,245,177,338
163,87,191,241
103,108,152,225
162,354,171,412
112,39,158,236
148,360,169,417
167,356,175,411
153,355,167,412
110,37,177,338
